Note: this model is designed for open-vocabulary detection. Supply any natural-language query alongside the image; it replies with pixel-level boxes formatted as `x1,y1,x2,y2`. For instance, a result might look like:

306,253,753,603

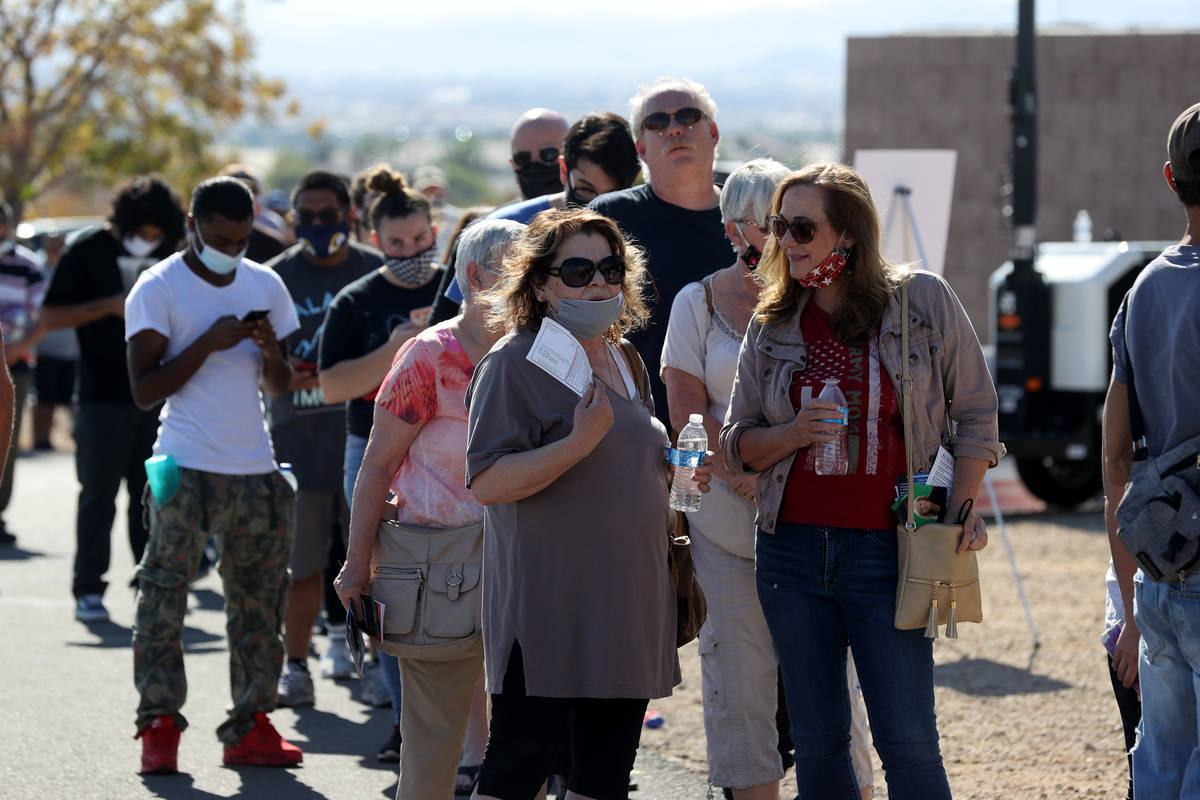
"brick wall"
844,30,1200,339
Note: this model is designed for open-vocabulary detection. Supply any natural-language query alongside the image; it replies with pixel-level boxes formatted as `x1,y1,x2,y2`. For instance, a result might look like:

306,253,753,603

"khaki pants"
396,638,485,800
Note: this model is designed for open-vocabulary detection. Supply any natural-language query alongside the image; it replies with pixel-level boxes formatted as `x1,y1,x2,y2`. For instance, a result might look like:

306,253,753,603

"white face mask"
192,225,246,276
123,234,162,258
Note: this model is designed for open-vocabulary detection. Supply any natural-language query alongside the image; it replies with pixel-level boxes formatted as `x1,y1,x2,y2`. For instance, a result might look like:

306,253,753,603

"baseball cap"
1168,102,1200,182
412,165,448,193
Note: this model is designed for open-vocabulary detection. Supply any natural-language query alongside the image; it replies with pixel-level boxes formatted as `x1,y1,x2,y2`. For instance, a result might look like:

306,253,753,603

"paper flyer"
526,317,592,396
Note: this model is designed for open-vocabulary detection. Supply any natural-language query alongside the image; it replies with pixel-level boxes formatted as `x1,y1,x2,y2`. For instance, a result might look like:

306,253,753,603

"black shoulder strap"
1123,301,1149,461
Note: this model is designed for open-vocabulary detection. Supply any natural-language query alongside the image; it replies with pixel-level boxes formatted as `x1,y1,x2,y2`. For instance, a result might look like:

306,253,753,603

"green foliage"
0,0,288,222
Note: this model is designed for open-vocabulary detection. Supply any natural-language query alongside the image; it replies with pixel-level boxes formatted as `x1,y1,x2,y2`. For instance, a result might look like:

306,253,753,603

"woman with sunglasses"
465,208,712,800
720,163,1003,800
662,159,874,800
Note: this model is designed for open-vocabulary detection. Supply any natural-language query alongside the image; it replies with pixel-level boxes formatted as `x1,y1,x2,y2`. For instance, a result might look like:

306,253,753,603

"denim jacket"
718,271,1006,534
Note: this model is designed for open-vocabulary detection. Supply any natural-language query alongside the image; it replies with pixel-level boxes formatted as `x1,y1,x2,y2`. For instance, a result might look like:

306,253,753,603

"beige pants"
396,638,485,800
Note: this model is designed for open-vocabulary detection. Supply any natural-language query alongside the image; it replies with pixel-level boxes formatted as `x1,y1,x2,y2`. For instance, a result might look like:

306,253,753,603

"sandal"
455,764,481,797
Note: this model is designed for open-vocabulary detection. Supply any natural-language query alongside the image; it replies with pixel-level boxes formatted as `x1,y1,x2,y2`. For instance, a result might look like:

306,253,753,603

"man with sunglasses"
590,77,730,428
508,107,570,200
263,170,382,704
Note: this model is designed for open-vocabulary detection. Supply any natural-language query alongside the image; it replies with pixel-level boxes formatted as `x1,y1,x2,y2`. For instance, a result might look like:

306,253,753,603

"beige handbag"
894,281,983,638
369,518,484,661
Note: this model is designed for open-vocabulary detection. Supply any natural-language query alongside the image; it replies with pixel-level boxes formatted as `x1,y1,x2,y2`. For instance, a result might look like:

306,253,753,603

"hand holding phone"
241,309,270,323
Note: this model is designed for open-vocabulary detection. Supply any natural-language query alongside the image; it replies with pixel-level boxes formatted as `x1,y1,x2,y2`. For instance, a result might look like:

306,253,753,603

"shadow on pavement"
66,621,223,650
0,544,44,561
190,587,225,612
141,768,330,799
290,704,396,770
934,656,1071,696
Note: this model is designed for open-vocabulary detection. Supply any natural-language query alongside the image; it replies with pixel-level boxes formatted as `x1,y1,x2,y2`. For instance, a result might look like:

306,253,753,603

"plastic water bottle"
814,379,848,476
669,414,707,512
1073,209,1092,243
279,462,298,492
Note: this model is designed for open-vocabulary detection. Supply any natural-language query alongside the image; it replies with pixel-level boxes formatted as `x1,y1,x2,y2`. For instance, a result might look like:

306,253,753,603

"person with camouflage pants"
124,177,302,774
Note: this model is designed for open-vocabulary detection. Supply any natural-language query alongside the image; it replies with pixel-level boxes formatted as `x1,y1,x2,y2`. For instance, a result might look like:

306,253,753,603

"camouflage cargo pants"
133,467,294,745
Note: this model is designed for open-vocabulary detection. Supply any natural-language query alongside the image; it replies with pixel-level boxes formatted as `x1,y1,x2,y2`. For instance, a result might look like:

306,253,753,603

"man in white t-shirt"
124,176,302,774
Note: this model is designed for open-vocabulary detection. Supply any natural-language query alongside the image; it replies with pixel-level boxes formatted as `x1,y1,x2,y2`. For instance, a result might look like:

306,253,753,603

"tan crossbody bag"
894,280,983,638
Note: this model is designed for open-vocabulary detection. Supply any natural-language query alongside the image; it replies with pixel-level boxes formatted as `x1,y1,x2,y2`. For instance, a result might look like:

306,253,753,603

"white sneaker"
276,661,315,707
319,638,356,680
360,660,392,708
74,594,110,623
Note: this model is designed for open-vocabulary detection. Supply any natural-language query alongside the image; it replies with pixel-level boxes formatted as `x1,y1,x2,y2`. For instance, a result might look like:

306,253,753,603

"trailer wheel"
1015,456,1102,507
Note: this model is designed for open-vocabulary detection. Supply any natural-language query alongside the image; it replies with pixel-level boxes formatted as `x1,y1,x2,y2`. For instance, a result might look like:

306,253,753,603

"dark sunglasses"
545,255,626,288
768,215,828,245
512,147,560,169
641,106,705,133
296,207,346,227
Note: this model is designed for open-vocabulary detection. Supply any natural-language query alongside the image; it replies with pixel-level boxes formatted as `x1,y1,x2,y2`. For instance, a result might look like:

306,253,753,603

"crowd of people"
4,75,1195,800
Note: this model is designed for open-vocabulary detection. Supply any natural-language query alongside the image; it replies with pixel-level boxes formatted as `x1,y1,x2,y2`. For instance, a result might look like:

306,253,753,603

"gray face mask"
548,293,624,340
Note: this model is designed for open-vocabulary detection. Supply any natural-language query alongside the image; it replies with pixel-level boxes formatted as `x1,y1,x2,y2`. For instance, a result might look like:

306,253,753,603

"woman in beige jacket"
719,162,1004,800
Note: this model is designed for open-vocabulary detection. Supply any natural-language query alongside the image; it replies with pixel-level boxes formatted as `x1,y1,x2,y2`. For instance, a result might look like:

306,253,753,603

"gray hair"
454,218,526,303
629,77,718,136
720,158,792,227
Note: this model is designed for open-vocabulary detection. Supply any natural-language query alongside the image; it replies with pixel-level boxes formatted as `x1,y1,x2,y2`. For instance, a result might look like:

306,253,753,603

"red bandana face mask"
796,233,849,288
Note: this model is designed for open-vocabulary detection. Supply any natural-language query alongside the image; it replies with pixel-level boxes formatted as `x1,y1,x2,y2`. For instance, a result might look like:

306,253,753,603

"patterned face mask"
384,242,439,286
796,232,850,288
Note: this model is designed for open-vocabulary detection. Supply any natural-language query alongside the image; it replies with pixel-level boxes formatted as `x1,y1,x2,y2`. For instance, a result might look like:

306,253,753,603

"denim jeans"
1132,571,1200,800
756,521,951,800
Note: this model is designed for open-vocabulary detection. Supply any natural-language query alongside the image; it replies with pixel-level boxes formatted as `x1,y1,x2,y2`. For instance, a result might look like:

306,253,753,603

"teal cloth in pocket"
144,454,180,507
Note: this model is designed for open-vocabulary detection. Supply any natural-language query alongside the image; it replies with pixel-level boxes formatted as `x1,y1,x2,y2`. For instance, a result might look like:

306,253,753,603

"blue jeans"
1132,571,1200,799
756,522,951,800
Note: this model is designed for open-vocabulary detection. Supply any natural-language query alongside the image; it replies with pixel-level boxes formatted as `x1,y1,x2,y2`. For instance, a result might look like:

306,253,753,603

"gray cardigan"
719,270,1005,534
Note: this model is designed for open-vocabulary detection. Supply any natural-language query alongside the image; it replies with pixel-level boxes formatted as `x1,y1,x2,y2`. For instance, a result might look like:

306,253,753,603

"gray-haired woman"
662,159,873,800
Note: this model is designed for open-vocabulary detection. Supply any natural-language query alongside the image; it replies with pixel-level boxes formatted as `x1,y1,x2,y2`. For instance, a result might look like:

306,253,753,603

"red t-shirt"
778,301,905,530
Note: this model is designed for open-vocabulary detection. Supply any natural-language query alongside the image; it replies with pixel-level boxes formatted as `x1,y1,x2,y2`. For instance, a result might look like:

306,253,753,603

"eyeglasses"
641,107,705,133
768,215,828,244
734,219,769,235
296,207,346,227
512,147,560,169
544,255,626,288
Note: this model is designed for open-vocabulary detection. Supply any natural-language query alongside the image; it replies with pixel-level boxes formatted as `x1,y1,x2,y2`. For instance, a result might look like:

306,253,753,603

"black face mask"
564,172,588,208
740,245,762,270
515,162,563,200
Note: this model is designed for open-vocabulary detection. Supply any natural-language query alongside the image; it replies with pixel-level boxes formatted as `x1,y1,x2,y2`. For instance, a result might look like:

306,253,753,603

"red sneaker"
135,716,180,774
222,712,303,767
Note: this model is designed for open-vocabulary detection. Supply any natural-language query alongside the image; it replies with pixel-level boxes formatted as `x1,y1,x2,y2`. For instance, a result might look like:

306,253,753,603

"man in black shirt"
589,77,730,428
42,175,186,624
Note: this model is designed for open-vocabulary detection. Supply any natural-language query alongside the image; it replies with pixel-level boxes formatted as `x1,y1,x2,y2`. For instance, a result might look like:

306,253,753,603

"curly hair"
482,208,651,342
754,162,906,346
108,174,186,243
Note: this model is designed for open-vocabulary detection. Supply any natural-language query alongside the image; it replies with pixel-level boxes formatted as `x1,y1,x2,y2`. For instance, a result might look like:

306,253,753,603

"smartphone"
241,309,269,322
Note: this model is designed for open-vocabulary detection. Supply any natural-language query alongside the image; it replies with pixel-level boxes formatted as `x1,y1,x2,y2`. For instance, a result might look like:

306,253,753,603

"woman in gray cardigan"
719,162,1004,800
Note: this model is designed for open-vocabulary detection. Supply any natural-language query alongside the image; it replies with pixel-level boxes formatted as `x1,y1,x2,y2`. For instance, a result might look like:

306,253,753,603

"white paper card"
927,445,956,488
526,317,592,396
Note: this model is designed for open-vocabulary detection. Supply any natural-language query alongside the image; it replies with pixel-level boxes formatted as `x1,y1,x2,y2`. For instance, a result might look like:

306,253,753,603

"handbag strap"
901,280,916,532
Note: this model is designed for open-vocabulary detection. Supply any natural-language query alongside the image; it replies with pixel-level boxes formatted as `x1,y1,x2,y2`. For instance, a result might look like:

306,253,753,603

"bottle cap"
688,413,704,424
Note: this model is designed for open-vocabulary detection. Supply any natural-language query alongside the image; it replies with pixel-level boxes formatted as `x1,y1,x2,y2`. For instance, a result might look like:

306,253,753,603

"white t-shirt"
125,253,300,475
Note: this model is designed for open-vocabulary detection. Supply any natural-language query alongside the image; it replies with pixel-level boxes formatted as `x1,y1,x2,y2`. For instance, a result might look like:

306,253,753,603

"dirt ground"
640,506,1129,800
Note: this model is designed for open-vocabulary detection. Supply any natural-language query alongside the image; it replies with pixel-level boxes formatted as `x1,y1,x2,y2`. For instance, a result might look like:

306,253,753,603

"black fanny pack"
1117,439,1200,583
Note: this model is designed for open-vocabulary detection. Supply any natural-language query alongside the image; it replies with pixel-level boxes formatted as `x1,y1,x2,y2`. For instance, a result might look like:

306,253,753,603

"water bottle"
279,462,299,492
669,414,707,512
814,378,848,476
1073,209,1093,243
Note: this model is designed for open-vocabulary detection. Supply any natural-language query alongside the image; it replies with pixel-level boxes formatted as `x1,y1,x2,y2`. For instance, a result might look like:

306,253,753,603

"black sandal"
455,764,481,797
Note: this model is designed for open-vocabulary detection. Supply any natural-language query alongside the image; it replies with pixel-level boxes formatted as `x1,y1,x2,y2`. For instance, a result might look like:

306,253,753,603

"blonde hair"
754,162,905,345
482,208,651,342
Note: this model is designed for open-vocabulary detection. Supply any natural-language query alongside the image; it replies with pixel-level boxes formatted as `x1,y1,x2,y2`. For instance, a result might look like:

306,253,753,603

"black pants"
476,644,648,800
71,403,160,598
1107,654,1141,800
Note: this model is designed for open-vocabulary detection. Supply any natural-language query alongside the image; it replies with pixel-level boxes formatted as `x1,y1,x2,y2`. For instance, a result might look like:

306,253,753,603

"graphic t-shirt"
778,301,904,530
266,244,380,491
590,184,729,428
44,227,176,404
318,268,444,438
124,254,300,475
375,323,482,528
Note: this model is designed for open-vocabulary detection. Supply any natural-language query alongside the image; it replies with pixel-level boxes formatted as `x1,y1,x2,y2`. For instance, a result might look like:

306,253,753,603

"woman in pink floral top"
334,219,525,800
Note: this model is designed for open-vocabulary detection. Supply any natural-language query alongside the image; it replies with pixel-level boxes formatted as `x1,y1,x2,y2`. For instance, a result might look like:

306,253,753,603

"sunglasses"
641,106,705,133
512,147,560,169
545,255,626,288
296,207,346,227
768,215,828,245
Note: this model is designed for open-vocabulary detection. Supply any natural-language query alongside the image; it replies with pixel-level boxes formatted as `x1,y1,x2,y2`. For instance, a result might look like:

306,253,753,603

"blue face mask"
193,225,246,276
295,222,350,258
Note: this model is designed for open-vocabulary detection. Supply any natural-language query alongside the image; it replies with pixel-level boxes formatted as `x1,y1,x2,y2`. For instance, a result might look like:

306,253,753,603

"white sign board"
852,150,956,276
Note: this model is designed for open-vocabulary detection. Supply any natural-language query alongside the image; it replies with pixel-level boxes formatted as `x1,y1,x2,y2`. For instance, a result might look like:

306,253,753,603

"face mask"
564,173,588,208
515,162,563,200
548,293,624,340
193,225,246,276
123,234,162,258
384,242,439,286
734,223,761,270
796,233,850,288
295,222,350,258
